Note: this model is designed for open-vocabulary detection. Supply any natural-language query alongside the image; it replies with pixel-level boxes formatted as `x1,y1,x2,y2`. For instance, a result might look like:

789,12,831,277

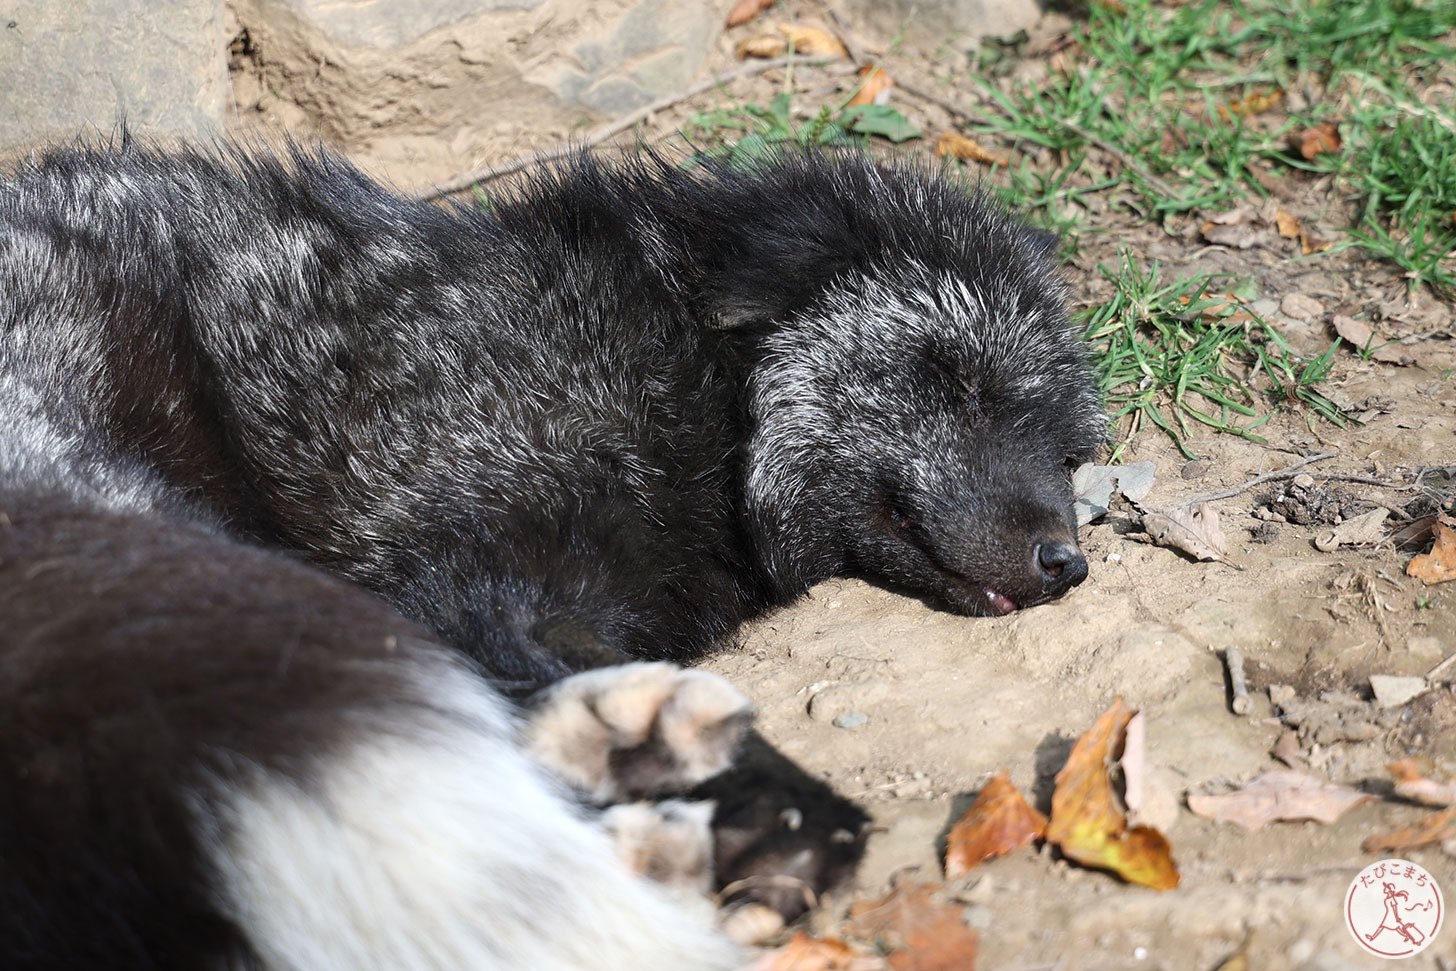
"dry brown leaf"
1293,122,1342,160
737,34,789,58
1299,231,1333,255
934,132,1009,167
944,771,1048,878
1362,806,1456,854
1186,770,1374,831
1274,209,1302,239
748,932,886,971
1202,207,1255,226
1313,508,1390,551
1218,88,1283,120
1200,220,1266,249
1388,759,1456,808
847,883,980,971
847,65,894,107
1333,314,1414,365
727,0,774,28
1273,208,1333,254
1044,699,1180,891
1390,514,1438,550
1408,517,1456,585
780,24,849,58
1141,501,1228,562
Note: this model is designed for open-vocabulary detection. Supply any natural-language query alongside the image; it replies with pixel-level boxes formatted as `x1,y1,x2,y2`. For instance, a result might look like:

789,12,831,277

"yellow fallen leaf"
1274,209,1302,239
934,132,1008,167
944,771,1047,878
1045,699,1180,890
848,65,894,107
1218,88,1283,121
780,24,849,58
737,34,788,59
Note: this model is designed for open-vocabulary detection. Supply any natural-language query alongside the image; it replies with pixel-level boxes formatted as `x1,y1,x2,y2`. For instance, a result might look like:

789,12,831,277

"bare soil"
237,8,1456,967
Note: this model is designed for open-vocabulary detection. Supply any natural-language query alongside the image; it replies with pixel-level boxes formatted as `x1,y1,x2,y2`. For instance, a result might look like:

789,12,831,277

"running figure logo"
1346,859,1444,959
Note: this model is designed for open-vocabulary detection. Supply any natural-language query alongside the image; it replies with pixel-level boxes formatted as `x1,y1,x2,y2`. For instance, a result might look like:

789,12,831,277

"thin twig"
1059,119,1180,199
1185,451,1339,504
1223,646,1251,715
895,79,1181,198
1313,472,1427,492
416,54,841,201
893,78,998,128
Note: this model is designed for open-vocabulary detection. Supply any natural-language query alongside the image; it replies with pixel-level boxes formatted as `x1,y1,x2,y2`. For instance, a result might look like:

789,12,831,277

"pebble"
833,710,869,730
1369,674,1429,708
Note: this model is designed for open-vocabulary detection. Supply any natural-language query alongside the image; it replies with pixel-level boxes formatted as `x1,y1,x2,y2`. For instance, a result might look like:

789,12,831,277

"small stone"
1292,473,1316,489
1180,459,1208,480
1268,683,1296,708
1272,728,1303,766
833,710,869,730
1281,292,1324,320
1369,674,1429,708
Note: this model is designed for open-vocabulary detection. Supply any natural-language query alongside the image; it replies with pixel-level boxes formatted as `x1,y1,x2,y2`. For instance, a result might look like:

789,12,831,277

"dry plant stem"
893,79,1180,199
417,54,841,201
1186,451,1339,504
1223,647,1251,715
1429,652,1456,683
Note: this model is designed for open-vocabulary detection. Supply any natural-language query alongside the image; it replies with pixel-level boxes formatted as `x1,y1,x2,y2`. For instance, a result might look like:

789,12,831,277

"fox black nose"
1035,540,1088,596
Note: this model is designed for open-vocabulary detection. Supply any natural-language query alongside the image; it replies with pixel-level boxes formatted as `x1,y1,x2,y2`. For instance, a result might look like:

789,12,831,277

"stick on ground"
416,54,842,201
1224,646,1251,715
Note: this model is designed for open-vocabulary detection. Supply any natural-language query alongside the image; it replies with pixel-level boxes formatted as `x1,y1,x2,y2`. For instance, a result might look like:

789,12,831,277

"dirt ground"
685,43,1456,970
234,9,1456,968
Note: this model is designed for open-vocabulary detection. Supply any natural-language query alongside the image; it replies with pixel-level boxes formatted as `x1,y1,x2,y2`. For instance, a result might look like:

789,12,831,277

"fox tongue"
984,588,1018,615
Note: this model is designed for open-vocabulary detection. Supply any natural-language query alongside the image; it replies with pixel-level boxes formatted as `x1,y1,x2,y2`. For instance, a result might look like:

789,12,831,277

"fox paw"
524,663,754,802
602,799,717,901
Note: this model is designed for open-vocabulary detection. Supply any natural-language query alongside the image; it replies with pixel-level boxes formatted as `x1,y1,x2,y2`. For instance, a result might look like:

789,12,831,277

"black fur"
0,138,1104,968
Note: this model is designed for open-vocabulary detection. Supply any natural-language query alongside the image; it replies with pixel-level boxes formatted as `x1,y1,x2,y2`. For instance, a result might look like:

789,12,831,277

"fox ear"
1025,228,1061,259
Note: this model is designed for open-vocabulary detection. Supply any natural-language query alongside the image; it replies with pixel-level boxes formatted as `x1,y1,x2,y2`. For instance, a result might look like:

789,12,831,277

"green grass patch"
1083,253,1347,458
966,0,1456,289
686,87,921,166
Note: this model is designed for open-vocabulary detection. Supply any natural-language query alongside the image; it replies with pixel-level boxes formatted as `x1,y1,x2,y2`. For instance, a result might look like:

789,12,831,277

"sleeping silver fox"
0,139,1105,970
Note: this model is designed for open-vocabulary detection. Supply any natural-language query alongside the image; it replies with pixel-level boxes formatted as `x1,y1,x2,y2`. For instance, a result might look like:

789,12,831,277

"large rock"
0,0,229,152
843,0,1042,45
226,0,732,186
